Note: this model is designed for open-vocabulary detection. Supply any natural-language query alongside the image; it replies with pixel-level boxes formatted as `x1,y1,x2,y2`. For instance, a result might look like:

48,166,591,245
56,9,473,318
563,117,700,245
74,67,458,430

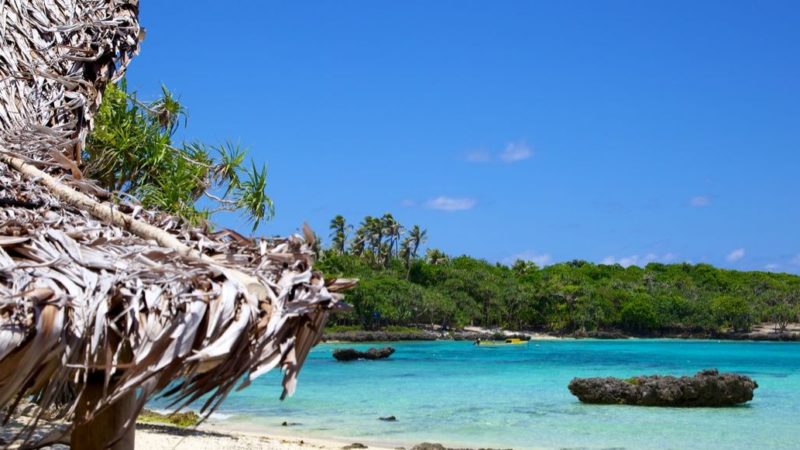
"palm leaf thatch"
0,1,354,448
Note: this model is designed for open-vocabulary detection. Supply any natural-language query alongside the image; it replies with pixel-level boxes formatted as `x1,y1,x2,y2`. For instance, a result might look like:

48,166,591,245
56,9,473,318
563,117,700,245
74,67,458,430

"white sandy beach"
1,417,399,450
135,424,398,450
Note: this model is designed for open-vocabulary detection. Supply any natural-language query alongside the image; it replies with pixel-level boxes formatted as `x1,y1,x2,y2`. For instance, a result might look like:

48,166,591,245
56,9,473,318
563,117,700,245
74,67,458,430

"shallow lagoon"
163,340,800,449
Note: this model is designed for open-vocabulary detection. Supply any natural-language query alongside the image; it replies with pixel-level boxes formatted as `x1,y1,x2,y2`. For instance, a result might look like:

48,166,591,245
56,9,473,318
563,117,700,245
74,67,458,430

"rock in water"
411,444,446,450
568,369,757,407
333,347,395,361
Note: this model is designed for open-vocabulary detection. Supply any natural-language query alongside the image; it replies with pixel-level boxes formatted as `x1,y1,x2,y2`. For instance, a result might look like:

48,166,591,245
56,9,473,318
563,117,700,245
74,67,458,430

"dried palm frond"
0,1,352,448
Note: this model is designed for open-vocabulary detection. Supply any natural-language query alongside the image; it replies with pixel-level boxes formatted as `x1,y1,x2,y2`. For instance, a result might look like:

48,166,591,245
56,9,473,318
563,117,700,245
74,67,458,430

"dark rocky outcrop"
324,330,437,342
409,444,510,450
568,369,757,407
333,347,395,361
411,444,447,450
379,415,397,421
409,443,519,450
571,330,629,339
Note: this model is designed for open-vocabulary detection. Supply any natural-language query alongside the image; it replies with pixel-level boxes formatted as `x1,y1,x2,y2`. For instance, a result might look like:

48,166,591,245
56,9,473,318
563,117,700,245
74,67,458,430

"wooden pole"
71,382,137,450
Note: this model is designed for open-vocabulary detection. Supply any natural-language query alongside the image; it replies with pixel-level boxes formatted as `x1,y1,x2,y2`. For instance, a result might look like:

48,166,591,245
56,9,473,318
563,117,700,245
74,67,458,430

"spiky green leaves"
237,161,274,231
84,82,273,231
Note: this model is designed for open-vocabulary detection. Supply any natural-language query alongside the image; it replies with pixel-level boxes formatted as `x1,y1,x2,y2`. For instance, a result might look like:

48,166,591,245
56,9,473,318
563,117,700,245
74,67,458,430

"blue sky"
126,1,800,273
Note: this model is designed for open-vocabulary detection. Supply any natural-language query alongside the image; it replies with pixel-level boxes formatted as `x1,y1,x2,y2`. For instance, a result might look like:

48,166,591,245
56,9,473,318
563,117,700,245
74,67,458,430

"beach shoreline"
136,422,433,450
321,322,800,343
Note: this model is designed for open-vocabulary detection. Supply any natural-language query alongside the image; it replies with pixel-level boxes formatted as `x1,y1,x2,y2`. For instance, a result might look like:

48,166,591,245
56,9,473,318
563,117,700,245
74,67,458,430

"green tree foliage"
768,302,797,332
620,294,660,332
318,215,800,335
712,295,754,332
83,81,273,229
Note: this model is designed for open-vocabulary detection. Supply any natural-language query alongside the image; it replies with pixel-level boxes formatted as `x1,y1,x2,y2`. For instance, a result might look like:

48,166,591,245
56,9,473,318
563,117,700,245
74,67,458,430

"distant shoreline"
321,323,800,343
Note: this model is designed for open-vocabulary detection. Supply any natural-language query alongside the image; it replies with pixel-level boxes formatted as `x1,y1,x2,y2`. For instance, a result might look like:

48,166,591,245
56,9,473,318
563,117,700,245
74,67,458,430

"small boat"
475,338,528,347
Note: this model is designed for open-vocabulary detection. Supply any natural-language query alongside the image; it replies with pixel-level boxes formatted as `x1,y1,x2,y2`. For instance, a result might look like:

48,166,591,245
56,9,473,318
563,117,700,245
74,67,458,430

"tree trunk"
72,383,137,450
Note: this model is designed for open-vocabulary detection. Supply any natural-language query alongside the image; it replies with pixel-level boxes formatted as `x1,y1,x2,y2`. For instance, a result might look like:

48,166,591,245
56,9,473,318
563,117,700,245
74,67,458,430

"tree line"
87,82,800,337
318,215,800,335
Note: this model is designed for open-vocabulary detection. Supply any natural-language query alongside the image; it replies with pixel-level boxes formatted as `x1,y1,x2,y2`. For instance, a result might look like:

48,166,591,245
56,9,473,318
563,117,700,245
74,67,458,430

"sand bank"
135,423,396,450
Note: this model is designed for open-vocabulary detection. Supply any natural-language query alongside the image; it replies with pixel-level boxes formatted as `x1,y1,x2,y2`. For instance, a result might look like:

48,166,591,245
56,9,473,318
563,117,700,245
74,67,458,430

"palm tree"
400,237,412,262
400,236,413,278
381,213,403,266
350,227,367,256
426,248,449,265
349,216,371,257
329,215,350,254
407,225,427,259
512,259,536,275
365,216,385,265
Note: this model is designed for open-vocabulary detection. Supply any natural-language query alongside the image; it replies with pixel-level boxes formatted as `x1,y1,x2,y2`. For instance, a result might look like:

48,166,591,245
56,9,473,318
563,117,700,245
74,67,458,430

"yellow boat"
475,338,528,347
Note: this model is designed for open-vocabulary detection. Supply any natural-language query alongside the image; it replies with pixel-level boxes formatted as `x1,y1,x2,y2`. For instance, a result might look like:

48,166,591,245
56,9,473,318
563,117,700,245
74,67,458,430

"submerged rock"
411,444,446,450
410,443,510,450
379,415,397,421
333,347,395,361
568,369,757,407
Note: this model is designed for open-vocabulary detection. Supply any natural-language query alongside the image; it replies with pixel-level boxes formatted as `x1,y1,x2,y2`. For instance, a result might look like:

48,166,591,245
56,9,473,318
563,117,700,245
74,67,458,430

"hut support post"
72,382,137,450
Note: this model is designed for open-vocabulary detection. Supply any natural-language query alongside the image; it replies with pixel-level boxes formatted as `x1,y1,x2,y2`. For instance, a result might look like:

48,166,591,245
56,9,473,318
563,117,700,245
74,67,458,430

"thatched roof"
0,1,352,447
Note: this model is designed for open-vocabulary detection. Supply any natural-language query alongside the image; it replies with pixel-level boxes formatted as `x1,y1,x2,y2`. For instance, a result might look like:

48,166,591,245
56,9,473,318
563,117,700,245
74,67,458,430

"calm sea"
155,340,800,449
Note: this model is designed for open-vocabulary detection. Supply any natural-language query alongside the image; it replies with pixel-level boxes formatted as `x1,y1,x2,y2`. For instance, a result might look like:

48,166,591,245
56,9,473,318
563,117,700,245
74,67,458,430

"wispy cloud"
465,141,532,164
601,253,676,268
400,199,417,207
425,196,477,212
662,252,678,262
602,255,643,267
765,263,780,272
505,250,553,267
465,150,491,163
726,248,745,263
689,195,711,207
499,141,532,163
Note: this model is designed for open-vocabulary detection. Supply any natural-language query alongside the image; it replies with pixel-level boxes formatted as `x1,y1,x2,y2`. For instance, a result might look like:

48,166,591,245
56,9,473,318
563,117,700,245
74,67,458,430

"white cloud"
506,251,553,267
400,199,417,207
726,248,745,263
465,150,491,163
425,196,477,212
765,263,780,272
601,253,676,268
690,195,711,207
499,141,532,163
465,141,533,164
602,255,642,267
621,255,642,267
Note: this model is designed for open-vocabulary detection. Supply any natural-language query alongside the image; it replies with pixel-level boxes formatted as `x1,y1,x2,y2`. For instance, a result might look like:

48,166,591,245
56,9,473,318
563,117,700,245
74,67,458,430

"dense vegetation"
319,215,800,335
85,84,800,336
84,81,272,229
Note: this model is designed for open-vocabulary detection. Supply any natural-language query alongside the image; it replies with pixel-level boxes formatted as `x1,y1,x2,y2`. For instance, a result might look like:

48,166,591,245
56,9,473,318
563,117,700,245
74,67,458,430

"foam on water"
151,340,800,449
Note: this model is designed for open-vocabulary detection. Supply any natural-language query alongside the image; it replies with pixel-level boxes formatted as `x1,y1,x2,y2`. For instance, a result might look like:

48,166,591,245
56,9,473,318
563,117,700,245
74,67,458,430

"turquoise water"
159,340,800,449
